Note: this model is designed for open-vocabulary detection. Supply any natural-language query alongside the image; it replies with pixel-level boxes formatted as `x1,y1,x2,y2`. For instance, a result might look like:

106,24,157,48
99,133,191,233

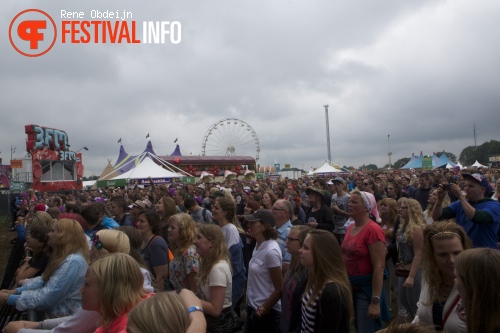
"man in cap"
330,177,350,245
128,200,148,223
433,173,500,249
305,187,334,232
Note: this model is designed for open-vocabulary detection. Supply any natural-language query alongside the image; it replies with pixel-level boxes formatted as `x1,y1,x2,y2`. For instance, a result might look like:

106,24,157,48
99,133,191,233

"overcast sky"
1,0,499,176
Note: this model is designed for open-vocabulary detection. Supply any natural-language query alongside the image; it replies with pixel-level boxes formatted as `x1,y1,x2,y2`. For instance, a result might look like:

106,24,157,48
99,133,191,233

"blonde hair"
455,248,500,333
92,230,130,260
422,221,472,305
426,188,450,212
196,224,231,286
397,198,426,244
43,219,89,281
91,253,147,326
303,230,353,321
168,213,197,255
127,292,190,333
32,212,55,228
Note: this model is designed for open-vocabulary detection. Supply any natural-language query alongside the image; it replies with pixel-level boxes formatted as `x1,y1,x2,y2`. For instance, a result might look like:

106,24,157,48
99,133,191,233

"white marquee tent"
313,161,342,174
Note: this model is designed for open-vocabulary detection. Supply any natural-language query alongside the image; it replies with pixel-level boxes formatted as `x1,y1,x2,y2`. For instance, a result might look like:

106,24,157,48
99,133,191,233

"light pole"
11,146,16,161
76,146,89,153
324,105,332,163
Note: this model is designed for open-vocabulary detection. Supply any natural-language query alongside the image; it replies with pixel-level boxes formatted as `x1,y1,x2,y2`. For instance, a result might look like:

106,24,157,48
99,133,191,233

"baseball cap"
462,173,493,196
128,200,147,209
332,176,346,185
243,209,275,226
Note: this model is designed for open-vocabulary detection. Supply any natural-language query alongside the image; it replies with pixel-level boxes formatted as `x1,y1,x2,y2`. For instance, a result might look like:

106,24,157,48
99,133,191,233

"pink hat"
359,191,381,223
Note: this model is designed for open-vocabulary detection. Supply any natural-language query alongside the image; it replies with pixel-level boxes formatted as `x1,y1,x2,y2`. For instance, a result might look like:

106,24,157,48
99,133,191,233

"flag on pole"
174,138,178,143
146,133,150,139
118,138,122,143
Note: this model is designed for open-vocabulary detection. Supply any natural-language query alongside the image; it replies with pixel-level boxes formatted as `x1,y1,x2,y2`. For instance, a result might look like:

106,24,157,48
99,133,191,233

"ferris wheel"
201,118,260,161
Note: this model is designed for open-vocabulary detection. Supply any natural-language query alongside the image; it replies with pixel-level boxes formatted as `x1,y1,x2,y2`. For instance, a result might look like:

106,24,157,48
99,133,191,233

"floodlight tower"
324,105,332,163
387,135,392,169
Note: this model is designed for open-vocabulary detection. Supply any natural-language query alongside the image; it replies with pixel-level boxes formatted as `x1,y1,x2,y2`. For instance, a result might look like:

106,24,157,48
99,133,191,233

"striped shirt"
301,286,320,333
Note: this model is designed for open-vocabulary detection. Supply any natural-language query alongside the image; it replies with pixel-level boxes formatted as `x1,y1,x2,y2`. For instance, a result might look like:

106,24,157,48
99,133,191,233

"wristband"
187,306,203,314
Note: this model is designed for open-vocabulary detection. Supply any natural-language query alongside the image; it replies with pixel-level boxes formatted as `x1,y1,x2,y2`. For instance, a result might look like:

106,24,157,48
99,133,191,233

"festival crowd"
1,166,500,333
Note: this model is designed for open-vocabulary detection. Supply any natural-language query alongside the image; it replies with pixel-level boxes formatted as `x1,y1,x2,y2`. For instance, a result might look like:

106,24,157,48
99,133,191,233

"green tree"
393,157,411,169
365,164,378,170
435,151,457,163
459,140,500,166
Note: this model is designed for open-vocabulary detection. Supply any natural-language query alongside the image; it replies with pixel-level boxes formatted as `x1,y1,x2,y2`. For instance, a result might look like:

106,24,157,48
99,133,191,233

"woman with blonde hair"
423,189,450,225
127,292,190,333
168,213,200,292
82,253,151,333
300,229,353,332
212,196,246,307
454,248,500,333
31,212,55,228
89,229,130,261
194,224,241,332
280,225,310,333
395,198,426,321
1,219,89,318
4,229,154,333
412,221,471,332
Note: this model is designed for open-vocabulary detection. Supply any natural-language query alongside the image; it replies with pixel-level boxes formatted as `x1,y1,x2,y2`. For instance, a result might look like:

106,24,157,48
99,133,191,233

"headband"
430,231,462,242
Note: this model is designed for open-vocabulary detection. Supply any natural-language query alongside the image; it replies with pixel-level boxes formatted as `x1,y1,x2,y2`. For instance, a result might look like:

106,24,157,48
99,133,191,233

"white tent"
313,161,342,174
456,162,463,170
471,160,487,168
307,169,314,177
111,155,180,180
445,163,454,169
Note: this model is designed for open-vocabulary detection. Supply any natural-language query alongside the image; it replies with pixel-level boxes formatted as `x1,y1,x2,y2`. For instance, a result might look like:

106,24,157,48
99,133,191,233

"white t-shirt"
197,260,233,309
246,240,282,311
221,223,240,248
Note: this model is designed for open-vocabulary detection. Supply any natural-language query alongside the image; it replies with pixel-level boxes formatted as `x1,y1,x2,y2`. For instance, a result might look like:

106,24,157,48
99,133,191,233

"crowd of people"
0,166,499,333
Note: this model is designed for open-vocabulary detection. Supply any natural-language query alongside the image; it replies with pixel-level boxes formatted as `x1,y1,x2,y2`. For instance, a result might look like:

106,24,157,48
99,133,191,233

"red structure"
25,124,84,192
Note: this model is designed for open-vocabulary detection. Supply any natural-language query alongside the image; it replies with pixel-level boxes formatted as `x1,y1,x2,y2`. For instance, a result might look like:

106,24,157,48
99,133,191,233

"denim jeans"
353,289,376,333
243,305,280,333
397,269,422,320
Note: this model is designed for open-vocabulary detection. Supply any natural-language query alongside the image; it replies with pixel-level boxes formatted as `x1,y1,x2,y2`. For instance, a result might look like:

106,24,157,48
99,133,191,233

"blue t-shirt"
441,198,500,249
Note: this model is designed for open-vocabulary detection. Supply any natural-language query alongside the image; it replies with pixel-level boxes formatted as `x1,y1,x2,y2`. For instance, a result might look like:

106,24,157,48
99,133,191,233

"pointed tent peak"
170,144,182,156
420,151,423,155
114,145,132,167
144,140,157,156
